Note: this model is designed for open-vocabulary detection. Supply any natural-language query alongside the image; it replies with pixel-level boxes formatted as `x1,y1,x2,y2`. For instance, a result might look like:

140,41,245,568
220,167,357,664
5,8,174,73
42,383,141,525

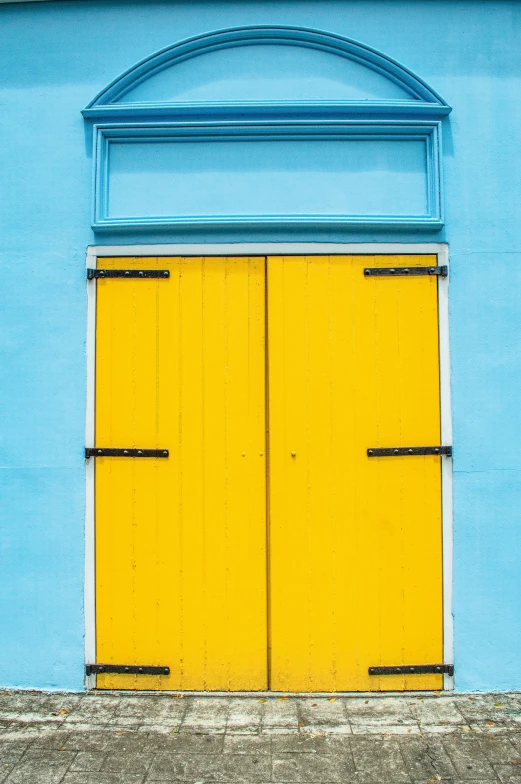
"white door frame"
85,241,453,692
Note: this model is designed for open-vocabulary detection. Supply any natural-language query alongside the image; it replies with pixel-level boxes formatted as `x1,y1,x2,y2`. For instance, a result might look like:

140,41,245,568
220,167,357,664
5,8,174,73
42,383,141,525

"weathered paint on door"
268,255,444,692
94,254,444,692
95,256,267,690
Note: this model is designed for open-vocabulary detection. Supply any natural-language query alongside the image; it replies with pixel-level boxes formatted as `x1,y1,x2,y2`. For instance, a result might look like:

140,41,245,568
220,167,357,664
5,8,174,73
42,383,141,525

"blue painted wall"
0,0,520,691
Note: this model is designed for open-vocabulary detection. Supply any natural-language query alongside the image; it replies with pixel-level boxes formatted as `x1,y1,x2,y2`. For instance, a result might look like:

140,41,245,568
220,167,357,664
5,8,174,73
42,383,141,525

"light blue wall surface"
1,0,520,691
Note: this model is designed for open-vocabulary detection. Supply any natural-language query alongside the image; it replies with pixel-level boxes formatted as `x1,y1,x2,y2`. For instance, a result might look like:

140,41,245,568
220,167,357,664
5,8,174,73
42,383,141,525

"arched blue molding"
84,27,448,232
83,26,451,120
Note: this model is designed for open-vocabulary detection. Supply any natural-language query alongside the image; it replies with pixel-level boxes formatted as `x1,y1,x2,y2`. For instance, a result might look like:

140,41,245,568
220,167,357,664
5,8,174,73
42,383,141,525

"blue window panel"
107,138,426,220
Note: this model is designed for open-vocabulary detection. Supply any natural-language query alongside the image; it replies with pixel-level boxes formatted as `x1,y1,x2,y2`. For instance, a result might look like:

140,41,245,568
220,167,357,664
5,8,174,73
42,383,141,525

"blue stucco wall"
0,0,520,691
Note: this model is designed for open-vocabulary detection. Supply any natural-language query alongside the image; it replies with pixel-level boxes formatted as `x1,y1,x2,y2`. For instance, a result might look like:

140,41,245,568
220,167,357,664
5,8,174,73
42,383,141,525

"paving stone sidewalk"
2,691,521,783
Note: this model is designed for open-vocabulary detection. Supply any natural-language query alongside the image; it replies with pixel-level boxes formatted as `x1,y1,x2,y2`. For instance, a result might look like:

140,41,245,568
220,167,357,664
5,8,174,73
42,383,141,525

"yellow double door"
94,255,444,692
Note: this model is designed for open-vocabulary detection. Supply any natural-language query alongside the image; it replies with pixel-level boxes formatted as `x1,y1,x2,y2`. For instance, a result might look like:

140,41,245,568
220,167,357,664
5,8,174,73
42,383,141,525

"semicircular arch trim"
83,26,450,118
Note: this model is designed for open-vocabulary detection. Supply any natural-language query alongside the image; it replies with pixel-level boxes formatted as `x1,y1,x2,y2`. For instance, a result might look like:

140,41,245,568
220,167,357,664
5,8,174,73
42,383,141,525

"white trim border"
84,247,97,690
84,241,453,691
89,242,448,257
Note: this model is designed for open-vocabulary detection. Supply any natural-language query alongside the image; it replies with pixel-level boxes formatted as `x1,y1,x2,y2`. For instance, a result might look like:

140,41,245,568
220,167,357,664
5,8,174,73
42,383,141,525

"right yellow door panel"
267,255,444,692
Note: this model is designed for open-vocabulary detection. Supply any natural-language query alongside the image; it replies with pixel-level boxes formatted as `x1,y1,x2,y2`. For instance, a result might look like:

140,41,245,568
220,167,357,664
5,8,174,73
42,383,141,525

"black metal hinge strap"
364,266,448,277
369,664,454,676
86,664,170,676
85,448,169,458
87,269,170,279
367,446,452,457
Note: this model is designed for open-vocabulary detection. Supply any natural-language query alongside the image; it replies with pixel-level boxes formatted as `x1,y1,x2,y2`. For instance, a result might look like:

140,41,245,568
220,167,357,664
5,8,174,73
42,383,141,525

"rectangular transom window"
93,123,442,230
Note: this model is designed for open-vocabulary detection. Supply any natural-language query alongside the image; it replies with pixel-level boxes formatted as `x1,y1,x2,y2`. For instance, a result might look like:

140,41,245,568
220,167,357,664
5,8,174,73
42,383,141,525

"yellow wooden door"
94,256,267,690
267,255,444,692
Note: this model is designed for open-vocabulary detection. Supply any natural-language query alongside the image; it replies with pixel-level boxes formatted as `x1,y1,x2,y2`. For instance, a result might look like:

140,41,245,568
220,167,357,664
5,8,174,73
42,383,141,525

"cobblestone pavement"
2,691,521,783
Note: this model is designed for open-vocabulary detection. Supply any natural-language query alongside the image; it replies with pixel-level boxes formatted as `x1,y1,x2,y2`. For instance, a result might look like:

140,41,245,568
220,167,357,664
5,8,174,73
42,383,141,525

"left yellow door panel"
95,257,267,690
